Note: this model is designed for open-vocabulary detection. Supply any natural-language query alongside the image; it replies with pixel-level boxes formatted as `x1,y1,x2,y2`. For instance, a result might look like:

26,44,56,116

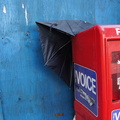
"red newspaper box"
72,25,120,120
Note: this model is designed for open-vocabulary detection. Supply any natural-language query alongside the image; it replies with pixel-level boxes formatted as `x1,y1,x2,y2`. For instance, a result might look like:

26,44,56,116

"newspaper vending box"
72,25,120,120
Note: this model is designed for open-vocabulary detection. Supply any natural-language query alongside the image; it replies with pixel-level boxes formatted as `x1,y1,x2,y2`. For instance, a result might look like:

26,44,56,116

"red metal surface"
72,25,120,120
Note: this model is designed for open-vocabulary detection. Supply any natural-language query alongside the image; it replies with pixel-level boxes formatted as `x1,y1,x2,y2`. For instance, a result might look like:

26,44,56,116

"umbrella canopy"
36,20,95,87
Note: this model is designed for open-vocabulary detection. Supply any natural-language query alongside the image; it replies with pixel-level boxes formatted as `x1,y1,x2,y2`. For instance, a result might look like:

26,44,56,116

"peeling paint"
22,3,25,9
25,8,28,25
3,6,7,13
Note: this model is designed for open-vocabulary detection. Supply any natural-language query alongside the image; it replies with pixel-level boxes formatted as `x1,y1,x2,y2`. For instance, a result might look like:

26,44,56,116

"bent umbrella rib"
45,40,71,65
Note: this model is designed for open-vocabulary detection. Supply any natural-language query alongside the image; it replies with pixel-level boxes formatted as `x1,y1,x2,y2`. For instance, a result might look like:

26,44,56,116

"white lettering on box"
115,28,120,35
112,109,120,120
75,70,96,95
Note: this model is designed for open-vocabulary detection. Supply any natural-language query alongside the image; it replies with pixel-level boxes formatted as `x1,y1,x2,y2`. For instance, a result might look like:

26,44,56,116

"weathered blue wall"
0,0,120,120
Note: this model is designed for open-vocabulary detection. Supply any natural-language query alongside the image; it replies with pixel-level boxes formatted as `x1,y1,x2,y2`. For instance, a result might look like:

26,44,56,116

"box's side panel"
72,26,108,120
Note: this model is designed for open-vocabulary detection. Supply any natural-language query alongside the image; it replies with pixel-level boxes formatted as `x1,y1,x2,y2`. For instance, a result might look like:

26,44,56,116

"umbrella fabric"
36,20,95,87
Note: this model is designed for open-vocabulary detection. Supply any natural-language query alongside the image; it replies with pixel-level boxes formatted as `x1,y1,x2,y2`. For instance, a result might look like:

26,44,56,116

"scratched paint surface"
0,0,120,120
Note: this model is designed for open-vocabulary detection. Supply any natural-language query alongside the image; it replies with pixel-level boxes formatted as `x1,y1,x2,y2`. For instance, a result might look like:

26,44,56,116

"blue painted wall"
0,0,120,120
